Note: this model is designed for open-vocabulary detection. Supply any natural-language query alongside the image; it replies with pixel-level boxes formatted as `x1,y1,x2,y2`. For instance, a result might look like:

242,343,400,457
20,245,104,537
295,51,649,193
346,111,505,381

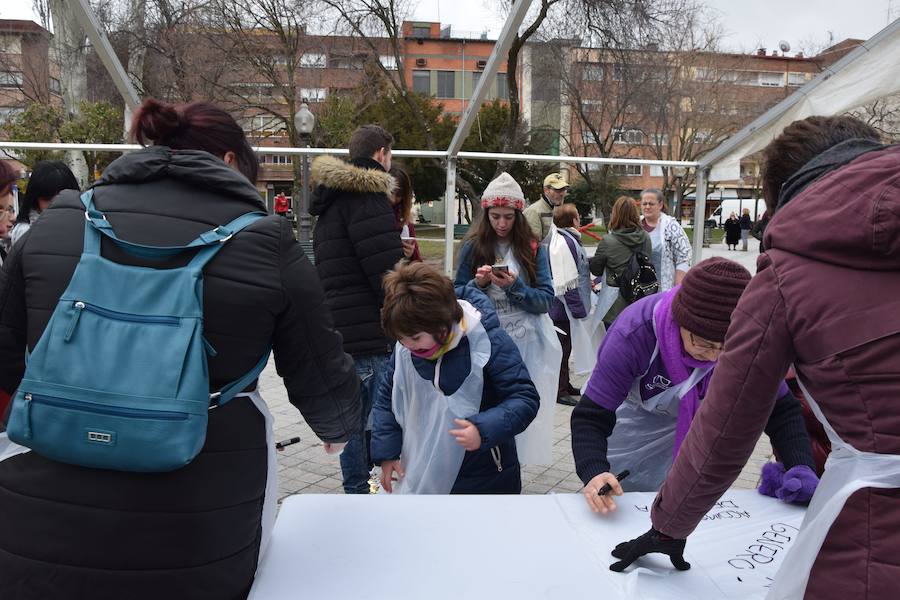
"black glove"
609,527,691,572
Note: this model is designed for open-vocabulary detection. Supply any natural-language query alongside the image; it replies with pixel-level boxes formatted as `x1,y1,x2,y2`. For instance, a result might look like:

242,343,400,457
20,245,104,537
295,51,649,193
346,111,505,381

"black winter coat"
310,156,403,356
0,147,360,600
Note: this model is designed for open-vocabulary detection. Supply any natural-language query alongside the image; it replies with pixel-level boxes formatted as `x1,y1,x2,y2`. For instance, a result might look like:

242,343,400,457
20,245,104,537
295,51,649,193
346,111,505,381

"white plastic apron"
564,302,597,377
593,268,620,324
766,376,900,599
487,245,562,466
606,303,711,491
390,301,491,494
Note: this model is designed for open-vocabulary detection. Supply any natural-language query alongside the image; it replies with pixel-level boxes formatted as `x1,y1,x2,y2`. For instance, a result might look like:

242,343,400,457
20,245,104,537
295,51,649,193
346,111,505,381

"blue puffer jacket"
370,287,540,494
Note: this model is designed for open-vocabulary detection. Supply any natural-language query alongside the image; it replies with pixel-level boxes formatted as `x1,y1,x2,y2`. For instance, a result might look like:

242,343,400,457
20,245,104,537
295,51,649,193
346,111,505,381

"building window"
787,72,808,86
300,87,327,102
0,106,24,122
581,130,596,146
471,70,481,90
379,55,398,70
612,164,643,176
300,53,327,68
49,77,61,94
411,26,430,38
437,71,455,98
263,154,292,165
0,35,22,54
648,133,669,146
757,72,783,87
612,127,645,145
495,73,508,100
242,114,282,133
0,71,24,87
412,70,431,94
581,64,603,81
231,82,274,102
649,165,664,177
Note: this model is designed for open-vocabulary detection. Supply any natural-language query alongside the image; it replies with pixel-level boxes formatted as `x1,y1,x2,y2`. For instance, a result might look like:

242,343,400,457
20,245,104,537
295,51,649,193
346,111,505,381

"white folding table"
250,490,805,600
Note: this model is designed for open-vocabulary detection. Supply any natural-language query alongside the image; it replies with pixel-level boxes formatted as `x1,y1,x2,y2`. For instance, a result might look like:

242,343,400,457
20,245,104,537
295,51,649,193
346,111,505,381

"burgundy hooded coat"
650,143,900,599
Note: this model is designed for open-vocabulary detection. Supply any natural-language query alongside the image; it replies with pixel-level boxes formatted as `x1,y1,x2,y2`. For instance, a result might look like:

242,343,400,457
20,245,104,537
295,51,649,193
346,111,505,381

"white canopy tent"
689,16,900,263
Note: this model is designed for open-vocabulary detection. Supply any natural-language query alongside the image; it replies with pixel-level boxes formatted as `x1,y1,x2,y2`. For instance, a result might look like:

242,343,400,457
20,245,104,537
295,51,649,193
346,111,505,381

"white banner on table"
250,490,805,600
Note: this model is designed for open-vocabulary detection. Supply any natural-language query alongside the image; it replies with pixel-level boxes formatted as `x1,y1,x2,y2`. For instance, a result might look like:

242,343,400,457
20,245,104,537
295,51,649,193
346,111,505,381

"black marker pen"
597,470,630,496
275,437,301,450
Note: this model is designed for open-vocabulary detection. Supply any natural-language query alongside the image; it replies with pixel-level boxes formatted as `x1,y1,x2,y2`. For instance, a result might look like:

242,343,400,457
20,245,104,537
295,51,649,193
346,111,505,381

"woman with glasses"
570,257,816,511
0,161,17,264
639,188,692,291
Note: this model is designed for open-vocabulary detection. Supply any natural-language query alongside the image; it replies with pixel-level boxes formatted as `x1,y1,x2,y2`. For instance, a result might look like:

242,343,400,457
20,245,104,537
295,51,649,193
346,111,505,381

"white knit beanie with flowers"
480,172,525,211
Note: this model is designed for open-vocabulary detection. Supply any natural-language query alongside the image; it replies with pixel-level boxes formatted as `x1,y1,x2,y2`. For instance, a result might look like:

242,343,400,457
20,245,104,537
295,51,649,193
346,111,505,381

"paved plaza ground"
267,239,770,501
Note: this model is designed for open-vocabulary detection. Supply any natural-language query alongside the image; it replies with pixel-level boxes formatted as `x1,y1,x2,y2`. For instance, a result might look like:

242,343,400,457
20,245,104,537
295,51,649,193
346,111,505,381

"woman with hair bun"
0,98,360,599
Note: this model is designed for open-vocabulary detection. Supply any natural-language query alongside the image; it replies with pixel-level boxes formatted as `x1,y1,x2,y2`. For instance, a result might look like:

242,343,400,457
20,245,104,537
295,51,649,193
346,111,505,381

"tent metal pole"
69,0,141,110
692,168,709,265
443,158,458,275
445,0,534,157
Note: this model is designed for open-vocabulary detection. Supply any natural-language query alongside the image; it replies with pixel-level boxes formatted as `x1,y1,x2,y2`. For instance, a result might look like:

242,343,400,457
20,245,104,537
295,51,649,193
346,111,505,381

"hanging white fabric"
486,244,561,466
0,432,30,463
564,302,597,377
765,376,900,599
547,224,579,296
389,300,491,494
245,390,279,567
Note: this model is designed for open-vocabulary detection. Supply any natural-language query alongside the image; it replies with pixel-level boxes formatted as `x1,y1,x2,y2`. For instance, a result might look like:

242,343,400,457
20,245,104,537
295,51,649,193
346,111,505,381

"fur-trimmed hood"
309,155,395,216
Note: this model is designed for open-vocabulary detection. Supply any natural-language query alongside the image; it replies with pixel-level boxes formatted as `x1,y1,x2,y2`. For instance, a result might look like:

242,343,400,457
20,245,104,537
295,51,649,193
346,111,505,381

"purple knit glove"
757,461,785,498
777,465,819,504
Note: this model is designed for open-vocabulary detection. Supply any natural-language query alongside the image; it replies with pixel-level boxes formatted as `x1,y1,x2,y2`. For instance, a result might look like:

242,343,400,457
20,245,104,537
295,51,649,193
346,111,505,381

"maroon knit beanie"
671,257,751,343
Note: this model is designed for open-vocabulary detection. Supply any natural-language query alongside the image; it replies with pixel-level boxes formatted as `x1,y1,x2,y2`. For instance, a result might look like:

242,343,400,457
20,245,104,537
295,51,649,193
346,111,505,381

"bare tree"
318,0,438,149
847,96,900,142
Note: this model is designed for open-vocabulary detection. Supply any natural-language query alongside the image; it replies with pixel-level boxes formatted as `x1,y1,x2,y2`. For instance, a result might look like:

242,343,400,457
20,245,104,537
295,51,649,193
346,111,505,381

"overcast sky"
411,0,895,52
1,0,896,53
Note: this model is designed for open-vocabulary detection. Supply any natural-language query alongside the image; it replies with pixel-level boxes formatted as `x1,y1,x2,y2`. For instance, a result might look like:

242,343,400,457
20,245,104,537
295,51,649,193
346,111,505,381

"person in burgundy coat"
609,115,900,599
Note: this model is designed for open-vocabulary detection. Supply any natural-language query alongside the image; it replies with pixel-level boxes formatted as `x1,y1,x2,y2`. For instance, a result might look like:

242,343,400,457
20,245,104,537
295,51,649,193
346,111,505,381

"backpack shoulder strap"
80,189,266,262
211,346,272,407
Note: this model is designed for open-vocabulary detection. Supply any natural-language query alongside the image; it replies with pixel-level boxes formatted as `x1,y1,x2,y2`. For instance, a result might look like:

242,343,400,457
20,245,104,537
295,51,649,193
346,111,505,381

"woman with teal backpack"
0,99,360,600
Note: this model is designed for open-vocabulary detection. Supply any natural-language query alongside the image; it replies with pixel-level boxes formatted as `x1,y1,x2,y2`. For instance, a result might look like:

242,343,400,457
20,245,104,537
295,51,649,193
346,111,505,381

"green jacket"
589,226,652,322
523,195,555,240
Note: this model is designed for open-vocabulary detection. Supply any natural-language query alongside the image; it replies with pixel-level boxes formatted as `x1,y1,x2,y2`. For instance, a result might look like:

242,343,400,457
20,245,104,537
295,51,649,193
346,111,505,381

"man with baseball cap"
524,172,569,241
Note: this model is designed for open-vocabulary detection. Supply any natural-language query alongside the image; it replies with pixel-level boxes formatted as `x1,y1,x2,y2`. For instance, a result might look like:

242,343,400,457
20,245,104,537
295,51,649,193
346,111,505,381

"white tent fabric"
705,17,900,180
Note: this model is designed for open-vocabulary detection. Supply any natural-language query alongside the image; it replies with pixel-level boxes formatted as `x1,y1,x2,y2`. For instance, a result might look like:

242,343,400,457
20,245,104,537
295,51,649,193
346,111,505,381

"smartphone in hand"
491,264,509,275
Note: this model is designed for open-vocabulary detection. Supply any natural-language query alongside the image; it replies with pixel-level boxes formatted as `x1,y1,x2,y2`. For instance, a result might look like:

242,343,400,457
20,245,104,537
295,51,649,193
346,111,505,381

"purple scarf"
652,287,717,458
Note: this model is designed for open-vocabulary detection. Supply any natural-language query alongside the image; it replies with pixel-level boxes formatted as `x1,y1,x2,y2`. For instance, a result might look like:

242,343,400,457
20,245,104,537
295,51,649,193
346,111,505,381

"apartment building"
401,21,510,116
523,40,857,220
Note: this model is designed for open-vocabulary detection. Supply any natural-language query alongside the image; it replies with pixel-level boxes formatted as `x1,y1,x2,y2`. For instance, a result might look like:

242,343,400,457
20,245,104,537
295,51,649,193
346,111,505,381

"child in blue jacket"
371,261,540,494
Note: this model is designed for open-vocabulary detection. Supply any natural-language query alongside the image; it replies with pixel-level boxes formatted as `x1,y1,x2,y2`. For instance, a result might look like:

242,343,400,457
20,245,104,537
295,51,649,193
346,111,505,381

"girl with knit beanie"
570,257,818,514
454,172,562,466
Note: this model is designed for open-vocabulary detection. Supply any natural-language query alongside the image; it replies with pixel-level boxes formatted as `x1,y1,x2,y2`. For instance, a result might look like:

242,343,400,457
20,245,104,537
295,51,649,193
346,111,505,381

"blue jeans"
340,353,391,494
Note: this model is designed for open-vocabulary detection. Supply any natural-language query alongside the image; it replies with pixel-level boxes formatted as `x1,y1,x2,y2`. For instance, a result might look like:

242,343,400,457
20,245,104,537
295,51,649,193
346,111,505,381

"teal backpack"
6,190,271,472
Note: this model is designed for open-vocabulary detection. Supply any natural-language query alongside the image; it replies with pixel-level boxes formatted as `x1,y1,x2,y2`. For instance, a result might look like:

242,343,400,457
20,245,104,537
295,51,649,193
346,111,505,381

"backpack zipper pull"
65,301,85,342
23,393,33,438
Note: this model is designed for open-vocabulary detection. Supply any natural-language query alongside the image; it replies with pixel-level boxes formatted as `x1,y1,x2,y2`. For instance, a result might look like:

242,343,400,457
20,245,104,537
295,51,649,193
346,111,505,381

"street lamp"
672,165,687,223
293,99,316,243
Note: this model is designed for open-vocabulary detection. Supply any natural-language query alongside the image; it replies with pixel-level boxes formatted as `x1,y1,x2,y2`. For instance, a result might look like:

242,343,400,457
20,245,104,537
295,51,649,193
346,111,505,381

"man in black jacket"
310,125,403,493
